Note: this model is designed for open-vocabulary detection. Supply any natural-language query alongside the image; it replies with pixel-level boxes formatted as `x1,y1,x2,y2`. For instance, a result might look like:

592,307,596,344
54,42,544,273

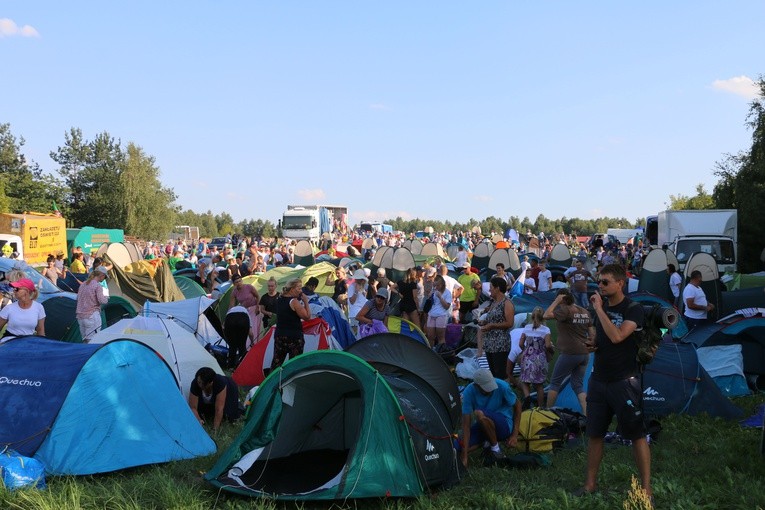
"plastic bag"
0,449,46,490
358,319,388,339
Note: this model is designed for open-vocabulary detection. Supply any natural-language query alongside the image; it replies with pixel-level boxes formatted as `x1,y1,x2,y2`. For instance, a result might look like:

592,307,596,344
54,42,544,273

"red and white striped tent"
232,318,339,386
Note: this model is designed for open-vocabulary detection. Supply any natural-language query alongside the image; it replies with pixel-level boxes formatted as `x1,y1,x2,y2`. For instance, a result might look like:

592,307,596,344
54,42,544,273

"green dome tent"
206,346,459,500
42,295,136,343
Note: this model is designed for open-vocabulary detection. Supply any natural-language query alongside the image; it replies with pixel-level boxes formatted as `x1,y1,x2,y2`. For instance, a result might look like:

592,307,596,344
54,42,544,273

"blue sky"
2,2,762,227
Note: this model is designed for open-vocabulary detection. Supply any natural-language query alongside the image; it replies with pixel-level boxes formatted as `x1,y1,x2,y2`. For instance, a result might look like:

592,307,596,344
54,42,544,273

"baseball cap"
473,368,498,392
353,269,367,281
425,267,436,277
376,287,389,299
10,278,35,292
94,266,109,278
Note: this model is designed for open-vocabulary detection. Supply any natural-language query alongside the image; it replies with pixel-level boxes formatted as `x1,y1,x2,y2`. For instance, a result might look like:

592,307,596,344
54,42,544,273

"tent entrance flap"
228,370,362,495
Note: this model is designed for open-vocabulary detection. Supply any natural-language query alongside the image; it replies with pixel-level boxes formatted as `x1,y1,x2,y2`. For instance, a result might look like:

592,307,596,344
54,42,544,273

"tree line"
1,77,762,269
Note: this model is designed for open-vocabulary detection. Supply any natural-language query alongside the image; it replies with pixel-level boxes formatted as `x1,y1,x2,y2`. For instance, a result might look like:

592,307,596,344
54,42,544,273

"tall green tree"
0,123,67,215
666,183,715,210
712,77,765,271
120,143,177,240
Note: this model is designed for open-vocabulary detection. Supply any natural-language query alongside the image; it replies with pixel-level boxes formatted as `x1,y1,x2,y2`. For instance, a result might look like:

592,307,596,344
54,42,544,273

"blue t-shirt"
461,378,517,431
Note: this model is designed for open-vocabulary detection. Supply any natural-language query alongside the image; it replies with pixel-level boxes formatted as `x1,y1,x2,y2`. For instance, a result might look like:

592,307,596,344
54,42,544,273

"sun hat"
473,368,498,392
353,269,367,281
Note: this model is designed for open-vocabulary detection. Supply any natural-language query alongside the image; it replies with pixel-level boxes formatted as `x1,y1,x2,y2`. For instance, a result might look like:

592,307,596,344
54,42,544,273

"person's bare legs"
425,326,436,347
632,437,652,497
505,359,518,387
435,327,446,345
546,389,559,408
583,436,604,492
535,383,545,408
577,392,587,416
474,410,498,445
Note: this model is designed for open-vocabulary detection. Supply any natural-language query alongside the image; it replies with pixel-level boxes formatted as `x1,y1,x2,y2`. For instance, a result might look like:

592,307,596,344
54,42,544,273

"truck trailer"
281,205,348,243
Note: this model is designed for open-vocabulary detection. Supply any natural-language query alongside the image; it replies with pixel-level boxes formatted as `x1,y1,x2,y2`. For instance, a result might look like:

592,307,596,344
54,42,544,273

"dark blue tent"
642,342,741,419
0,337,215,475
552,342,741,419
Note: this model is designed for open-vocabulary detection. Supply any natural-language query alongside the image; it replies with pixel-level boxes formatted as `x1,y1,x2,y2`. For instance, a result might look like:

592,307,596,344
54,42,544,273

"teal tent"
0,337,215,475
42,295,136,343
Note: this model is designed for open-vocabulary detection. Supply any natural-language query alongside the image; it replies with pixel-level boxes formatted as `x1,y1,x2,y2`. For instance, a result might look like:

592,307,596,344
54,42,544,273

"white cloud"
0,18,40,38
711,76,759,100
473,195,493,203
369,103,390,111
297,188,326,201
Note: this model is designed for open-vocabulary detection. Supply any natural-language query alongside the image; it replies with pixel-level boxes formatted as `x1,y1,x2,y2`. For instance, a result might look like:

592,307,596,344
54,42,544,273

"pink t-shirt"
233,284,258,308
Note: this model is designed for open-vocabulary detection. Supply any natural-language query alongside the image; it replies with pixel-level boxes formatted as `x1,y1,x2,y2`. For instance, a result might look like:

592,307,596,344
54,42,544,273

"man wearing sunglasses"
578,264,651,501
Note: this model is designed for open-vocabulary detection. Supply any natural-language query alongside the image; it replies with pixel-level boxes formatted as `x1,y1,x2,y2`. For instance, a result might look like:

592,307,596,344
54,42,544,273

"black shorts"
586,376,645,440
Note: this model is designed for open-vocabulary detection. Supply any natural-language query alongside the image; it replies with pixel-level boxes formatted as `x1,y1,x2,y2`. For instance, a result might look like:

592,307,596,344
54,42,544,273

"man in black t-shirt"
578,264,651,500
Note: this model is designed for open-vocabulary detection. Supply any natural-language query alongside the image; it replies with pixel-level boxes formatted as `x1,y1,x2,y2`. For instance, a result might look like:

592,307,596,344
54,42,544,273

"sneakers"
482,448,506,466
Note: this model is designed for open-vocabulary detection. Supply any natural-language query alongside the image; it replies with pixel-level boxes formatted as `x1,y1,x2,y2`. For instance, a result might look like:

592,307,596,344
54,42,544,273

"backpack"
628,301,663,366
517,408,568,453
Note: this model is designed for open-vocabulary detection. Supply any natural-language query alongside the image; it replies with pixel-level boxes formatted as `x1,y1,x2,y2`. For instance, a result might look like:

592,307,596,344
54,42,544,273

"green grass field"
3,394,765,510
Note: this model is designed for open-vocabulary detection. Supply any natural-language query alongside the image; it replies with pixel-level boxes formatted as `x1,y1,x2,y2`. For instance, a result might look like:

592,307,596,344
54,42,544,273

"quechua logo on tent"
424,440,440,462
0,376,42,387
642,386,665,402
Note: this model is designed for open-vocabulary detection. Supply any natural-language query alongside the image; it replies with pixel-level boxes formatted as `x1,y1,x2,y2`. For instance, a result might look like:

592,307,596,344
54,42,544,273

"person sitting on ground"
459,368,521,468
188,367,241,433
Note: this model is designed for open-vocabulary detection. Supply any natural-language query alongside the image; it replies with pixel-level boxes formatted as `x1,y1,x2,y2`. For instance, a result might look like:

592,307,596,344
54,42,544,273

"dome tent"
0,337,215,475
90,315,224,399
293,240,315,267
207,335,461,500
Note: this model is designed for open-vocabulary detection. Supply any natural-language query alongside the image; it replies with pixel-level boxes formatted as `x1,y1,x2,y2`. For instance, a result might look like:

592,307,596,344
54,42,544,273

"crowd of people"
3,226,676,506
